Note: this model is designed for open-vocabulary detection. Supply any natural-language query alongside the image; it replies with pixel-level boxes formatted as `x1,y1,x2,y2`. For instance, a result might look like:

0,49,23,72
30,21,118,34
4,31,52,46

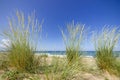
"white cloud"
0,39,11,48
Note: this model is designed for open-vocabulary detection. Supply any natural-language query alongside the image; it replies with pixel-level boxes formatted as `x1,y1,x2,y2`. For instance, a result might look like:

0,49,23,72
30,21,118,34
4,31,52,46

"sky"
0,0,120,51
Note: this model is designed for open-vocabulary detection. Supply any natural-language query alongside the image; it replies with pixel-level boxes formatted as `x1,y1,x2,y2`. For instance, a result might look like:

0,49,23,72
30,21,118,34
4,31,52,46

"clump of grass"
2,70,26,80
61,21,85,64
113,58,120,76
93,27,120,74
2,10,42,73
0,53,9,71
43,56,80,80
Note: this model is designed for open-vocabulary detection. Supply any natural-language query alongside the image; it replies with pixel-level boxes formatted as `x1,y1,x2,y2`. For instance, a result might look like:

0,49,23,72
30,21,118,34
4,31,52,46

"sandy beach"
34,54,120,80
0,53,119,80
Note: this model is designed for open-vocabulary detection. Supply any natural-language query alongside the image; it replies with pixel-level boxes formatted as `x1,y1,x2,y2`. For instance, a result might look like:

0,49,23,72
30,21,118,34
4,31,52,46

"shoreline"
35,53,94,58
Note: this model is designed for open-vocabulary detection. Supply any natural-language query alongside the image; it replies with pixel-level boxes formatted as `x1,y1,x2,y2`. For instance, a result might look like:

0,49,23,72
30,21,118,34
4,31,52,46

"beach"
34,54,120,80
0,53,119,80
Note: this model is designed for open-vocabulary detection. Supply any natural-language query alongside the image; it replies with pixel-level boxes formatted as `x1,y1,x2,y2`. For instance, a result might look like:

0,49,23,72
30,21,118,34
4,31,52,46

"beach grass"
61,21,85,64
1,10,42,73
0,53,9,71
39,56,82,80
93,27,120,76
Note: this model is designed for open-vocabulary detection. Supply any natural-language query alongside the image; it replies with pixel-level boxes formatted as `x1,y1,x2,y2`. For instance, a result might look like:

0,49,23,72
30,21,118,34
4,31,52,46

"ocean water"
35,51,120,57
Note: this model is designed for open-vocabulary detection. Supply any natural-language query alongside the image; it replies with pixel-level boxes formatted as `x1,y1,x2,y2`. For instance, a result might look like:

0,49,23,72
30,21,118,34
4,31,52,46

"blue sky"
0,0,120,51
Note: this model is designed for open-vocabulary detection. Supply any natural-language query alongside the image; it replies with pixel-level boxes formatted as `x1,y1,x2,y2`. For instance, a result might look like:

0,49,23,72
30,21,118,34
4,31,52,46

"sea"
34,51,120,57
0,51,120,57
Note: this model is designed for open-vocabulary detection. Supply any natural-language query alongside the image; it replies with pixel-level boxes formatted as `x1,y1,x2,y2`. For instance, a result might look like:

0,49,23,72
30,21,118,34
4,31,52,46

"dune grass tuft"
2,10,42,73
41,56,81,80
93,27,120,75
61,21,85,64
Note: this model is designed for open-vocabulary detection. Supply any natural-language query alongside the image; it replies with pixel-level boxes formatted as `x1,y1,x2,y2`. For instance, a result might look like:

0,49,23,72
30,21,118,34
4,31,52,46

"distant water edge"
0,51,119,57
34,51,120,57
